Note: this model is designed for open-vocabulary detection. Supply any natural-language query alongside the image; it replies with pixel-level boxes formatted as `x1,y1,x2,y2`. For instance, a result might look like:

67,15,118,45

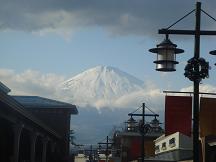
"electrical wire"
98,136,108,144
201,9,216,22
145,105,157,115
129,104,158,115
166,9,195,29
129,105,142,114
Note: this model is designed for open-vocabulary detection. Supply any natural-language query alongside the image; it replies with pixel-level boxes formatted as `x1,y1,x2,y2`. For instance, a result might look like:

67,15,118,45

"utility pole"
98,136,113,162
128,103,159,162
106,136,108,162
141,103,145,162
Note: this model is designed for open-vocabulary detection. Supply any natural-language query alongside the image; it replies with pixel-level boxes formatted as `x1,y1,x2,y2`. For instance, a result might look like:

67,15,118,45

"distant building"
74,154,88,162
200,97,216,162
149,132,193,161
0,82,78,162
112,117,164,162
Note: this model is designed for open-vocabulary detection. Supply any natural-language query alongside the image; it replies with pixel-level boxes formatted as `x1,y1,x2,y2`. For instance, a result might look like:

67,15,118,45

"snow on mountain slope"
61,66,145,108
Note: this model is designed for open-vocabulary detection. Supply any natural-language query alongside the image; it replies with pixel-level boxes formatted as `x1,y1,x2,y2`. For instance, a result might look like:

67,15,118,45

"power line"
145,105,157,115
129,105,142,114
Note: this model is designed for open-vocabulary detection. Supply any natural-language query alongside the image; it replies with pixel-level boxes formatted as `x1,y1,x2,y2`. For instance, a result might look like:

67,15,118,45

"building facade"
0,82,78,162
112,117,164,162
153,132,193,161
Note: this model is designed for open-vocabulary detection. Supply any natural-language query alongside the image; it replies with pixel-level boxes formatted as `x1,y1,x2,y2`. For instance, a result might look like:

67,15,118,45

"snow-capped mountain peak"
61,66,144,107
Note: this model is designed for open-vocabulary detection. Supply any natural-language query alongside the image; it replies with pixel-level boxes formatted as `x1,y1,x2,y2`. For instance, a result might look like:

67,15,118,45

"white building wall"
179,133,192,150
154,132,192,154
74,154,88,162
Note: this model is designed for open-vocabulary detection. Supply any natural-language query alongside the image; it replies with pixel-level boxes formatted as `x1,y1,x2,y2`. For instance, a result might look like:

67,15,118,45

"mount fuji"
60,66,145,108
60,66,162,144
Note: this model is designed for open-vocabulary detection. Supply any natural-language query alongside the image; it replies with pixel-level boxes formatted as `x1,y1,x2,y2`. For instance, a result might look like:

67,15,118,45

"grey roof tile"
12,96,78,114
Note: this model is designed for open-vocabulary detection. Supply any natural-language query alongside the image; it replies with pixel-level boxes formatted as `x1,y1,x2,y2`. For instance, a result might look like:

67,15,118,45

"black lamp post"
128,103,159,162
149,2,216,162
98,136,113,162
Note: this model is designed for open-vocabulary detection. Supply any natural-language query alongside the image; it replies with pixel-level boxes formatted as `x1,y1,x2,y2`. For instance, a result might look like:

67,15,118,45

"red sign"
128,138,141,160
165,96,192,136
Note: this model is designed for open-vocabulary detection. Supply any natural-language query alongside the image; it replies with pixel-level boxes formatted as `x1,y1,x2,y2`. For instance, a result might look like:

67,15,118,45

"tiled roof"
12,96,78,114
0,92,61,138
0,81,11,94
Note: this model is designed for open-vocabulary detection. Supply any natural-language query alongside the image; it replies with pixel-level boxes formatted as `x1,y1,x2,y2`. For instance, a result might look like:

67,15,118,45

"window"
155,145,160,153
169,138,176,147
162,142,166,150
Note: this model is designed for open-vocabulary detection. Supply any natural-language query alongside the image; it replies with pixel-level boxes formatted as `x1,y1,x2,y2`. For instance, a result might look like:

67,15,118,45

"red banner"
128,138,140,160
165,96,192,136
200,97,216,137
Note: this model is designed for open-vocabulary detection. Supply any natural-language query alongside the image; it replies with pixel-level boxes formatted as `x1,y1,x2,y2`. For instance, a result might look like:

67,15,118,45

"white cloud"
113,89,162,109
0,69,65,98
181,84,216,98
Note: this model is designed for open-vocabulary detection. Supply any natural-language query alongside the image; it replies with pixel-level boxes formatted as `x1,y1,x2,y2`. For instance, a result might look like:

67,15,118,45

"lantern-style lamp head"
149,35,184,72
209,50,216,55
150,117,161,128
209,50,216,66
97,145,101,154
149,117,163,133
127,116,137,132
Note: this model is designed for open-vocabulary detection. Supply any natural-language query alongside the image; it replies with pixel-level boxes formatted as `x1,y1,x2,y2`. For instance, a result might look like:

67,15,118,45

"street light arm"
98,142,113,145
128,113,159,117
159,29,216,35
201,9,216,23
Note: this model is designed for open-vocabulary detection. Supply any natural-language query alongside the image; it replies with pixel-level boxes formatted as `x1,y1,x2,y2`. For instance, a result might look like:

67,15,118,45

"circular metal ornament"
184,57,209,82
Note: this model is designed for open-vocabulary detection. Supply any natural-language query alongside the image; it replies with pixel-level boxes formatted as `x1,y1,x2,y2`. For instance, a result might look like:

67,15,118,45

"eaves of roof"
0,91,62,139
12,96,78,114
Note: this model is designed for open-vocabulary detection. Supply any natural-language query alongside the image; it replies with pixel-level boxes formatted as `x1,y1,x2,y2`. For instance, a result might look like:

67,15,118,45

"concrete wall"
155,132,192,154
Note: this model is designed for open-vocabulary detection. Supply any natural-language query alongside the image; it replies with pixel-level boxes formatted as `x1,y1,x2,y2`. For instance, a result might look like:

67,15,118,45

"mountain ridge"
60,66,144,108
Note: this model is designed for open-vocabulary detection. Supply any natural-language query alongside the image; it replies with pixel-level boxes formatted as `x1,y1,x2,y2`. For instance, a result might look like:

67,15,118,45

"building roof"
154,132,192,143
0,90,61,139
12,96,78,114
0,81,11,94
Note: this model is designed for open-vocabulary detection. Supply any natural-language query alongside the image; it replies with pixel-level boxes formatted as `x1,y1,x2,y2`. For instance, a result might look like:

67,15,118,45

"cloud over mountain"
0,68,65,97
1,0,215,36
181,84,216,96
61,66,147,108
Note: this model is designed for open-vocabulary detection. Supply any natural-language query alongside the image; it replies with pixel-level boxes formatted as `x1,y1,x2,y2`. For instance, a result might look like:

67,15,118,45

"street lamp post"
141,103,145,162
98,136,113,162
149,2,216,162
128,103,159,162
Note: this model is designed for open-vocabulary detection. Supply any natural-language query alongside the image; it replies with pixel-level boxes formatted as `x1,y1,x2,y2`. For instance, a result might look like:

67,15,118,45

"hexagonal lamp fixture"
150,117,160,128
126,116,137,132
149,35,184,72
209,50,216,66
209,50,216,55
